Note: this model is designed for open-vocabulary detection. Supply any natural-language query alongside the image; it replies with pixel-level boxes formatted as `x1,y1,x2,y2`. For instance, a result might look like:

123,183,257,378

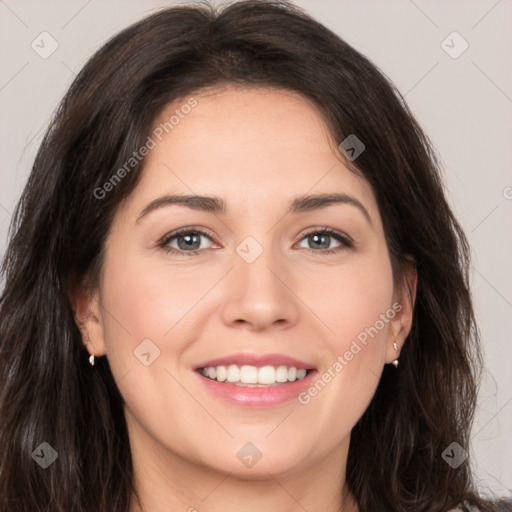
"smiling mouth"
197,364,312,386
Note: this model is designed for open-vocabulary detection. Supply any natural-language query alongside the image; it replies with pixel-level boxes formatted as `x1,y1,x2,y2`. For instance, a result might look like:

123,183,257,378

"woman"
0,1,510,511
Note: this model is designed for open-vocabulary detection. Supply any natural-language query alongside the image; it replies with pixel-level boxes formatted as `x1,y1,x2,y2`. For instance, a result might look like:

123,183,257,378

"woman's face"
79,86,414,479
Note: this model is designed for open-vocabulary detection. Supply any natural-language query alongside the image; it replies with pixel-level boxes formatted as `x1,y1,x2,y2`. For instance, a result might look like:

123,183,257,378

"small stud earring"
89,354,95,366
391,341,399,368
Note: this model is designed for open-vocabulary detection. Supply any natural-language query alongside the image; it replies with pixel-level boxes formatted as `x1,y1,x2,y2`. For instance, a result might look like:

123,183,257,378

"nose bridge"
220,232,300,330
236,234,282,292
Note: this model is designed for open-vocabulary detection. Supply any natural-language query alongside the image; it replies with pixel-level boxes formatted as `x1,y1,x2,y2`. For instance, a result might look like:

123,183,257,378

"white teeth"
216,365,227,382
258,366,276,384
199,364,310,385
240,365,258,384
226,364,240,382
275,365,288,383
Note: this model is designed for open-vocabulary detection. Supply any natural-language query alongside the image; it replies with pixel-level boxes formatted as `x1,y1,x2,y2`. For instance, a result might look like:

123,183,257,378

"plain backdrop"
0,0,511,498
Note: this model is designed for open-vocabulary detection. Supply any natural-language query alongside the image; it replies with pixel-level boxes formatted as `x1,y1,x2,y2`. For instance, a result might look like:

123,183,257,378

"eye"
158,227,216,256
297,228,353,254
158,226,353,257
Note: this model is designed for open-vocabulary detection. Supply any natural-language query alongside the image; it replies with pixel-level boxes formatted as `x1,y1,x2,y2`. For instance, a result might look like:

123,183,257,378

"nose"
220,242,300,332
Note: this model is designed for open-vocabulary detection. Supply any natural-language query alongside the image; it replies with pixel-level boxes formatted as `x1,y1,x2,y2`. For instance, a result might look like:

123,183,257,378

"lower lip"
195,370,317,407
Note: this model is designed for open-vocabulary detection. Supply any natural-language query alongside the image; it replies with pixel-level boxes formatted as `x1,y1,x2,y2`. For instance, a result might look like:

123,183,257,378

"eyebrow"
136,192,372,225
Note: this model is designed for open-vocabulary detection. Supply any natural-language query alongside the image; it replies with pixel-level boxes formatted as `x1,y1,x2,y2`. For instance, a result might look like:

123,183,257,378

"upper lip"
194,353,315,371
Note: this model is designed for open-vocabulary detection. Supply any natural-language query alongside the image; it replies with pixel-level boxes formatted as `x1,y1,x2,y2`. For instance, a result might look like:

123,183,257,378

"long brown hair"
0,1,509,511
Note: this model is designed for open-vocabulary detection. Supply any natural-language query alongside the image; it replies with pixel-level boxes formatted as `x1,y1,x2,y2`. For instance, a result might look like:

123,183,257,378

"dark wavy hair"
0,1,510,511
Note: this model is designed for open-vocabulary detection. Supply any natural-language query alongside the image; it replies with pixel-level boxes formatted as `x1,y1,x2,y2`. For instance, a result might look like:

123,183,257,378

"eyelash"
158,226,354,257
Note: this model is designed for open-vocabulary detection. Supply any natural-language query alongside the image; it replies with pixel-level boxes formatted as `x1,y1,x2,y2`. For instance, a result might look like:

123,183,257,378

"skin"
74,85,416,512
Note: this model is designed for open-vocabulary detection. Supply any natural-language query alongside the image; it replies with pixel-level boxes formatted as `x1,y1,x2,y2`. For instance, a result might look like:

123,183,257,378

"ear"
385,256,417,363
70,285,107,358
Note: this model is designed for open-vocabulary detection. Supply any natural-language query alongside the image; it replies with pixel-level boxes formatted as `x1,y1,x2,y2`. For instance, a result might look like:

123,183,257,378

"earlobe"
391,341,399,368
386,257,418,364
69,287,107,358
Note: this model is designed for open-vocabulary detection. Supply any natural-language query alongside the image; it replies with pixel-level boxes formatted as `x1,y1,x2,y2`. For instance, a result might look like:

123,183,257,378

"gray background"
0,0,510,497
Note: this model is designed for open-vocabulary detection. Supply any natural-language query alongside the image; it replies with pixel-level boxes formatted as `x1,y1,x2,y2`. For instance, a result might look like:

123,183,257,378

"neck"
130,472,357,512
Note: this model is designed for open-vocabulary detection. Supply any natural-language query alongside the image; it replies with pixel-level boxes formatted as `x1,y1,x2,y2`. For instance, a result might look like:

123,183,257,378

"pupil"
310,234,329,249
179,234,200,250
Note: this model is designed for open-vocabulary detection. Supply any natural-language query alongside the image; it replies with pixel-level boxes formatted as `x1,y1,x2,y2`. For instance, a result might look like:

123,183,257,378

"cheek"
307,253,394,351
298,253,394,418
98,248,224,376
97,250,221,440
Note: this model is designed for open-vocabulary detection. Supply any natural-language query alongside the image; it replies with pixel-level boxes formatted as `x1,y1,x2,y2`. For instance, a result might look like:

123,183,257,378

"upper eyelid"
160,225,216,242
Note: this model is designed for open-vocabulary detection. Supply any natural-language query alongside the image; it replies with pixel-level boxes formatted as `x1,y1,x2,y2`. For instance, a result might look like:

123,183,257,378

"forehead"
123,86,379,221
